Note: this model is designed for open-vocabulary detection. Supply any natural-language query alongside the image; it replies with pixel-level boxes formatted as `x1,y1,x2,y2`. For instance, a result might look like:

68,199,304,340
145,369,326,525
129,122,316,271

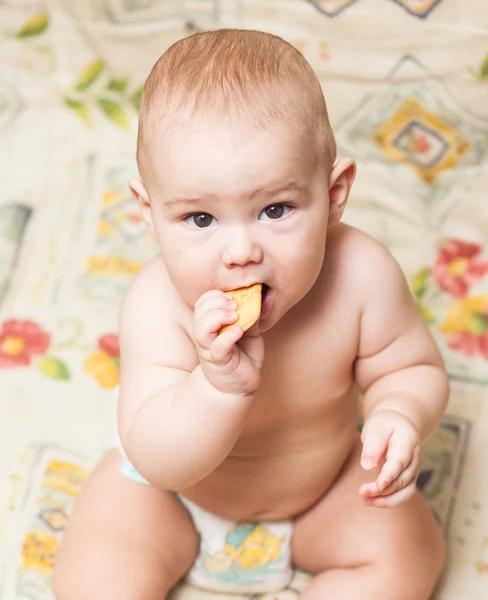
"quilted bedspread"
0,1,487,598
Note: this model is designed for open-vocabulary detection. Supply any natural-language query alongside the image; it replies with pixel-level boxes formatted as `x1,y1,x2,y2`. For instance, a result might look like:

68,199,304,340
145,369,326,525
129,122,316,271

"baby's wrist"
196,365,256,402
366,395,424,434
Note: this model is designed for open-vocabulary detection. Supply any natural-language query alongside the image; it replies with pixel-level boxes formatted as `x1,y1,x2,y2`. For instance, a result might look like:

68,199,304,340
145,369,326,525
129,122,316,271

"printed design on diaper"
202,522,287,584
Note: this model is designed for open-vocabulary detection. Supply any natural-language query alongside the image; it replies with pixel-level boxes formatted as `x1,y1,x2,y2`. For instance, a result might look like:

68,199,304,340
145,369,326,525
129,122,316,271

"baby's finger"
376,455,419,497
360,419,391,471
376,441,418,492
194,289,224,309
363,480,417,508
194,308,238,347
359,481,380,498
375,455,411,493
195,290,236,314
210,326,243,364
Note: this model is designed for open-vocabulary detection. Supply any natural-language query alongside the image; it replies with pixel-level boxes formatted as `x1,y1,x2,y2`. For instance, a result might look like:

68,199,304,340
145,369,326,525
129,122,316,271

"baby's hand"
359,409,421,508
193,290,264,396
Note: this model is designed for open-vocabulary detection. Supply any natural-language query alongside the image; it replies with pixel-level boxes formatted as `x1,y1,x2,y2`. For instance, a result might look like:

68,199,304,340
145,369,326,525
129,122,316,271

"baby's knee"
52,548,99,600
383,518,445,599
52,548,142,600
417,525,446,590
52,562,162,600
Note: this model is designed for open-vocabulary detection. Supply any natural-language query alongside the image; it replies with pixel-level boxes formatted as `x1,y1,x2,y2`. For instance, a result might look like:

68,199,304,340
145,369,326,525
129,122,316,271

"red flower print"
431,240,488,298
98,333,119,358
0,320,51,367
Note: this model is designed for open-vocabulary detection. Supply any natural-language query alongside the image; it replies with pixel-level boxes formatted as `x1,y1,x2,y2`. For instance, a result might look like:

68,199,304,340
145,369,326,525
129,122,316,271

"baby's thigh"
53,449,198,600
292,438,445,583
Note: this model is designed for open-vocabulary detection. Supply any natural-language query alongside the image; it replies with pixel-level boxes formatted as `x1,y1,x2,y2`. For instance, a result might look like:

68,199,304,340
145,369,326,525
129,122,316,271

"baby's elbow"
438,366,450,413
428,361,449,419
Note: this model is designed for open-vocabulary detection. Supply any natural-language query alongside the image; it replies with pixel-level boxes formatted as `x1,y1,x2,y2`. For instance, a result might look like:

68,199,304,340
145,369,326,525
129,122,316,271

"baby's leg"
53,449,198,600
292,437,445,600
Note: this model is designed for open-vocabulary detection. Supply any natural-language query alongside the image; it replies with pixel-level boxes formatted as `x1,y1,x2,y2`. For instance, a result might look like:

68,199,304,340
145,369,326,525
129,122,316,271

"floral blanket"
0,1,487,599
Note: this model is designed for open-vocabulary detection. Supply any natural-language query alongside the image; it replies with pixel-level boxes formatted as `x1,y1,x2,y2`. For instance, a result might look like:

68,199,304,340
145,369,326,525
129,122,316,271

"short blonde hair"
137,29,336,171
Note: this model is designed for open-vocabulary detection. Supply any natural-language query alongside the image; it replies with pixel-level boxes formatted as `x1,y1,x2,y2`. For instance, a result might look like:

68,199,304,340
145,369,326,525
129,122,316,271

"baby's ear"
328,158,356,226
129,178,155,237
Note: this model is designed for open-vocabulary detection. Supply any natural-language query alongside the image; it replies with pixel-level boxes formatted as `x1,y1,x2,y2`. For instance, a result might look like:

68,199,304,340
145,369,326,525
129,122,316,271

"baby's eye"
259,204,292,221
184,213,217,229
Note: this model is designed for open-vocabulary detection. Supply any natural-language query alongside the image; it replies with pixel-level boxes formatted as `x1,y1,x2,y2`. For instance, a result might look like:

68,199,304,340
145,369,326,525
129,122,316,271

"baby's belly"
181,418,358,521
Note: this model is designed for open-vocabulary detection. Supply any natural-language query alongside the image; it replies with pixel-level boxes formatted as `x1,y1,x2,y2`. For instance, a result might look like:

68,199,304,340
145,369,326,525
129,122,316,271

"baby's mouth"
260,283,271,317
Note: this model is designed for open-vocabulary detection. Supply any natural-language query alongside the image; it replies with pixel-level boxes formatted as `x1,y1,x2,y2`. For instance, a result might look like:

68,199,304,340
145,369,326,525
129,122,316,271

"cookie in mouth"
219,283,262,333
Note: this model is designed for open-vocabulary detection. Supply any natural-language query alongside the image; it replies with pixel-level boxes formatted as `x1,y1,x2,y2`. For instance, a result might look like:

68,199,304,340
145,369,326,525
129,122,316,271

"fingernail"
362,458,374,469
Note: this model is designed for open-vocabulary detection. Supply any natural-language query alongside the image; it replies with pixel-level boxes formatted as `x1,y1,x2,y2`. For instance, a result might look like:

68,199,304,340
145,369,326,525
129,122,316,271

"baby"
54,29,449,599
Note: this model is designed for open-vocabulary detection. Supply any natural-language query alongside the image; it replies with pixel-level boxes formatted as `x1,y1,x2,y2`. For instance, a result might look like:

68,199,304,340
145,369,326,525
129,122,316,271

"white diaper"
113,438,293,594
178,494,293,593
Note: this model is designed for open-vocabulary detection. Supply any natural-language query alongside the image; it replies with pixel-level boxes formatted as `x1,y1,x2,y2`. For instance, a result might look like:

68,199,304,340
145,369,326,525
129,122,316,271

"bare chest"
237,303,360,448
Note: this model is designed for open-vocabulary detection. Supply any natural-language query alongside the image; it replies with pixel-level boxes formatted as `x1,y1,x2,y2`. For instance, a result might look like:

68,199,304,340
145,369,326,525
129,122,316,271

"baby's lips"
219,283,262,334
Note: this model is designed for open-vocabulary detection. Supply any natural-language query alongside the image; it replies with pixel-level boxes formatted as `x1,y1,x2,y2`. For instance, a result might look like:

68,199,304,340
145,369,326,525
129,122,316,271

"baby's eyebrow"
165,197,207,208
260,182,308,197
164,182,308,208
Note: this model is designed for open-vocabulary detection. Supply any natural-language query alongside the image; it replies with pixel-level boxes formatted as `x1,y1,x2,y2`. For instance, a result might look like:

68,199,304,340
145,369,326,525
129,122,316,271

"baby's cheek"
165,255,204,299
296,242,325,276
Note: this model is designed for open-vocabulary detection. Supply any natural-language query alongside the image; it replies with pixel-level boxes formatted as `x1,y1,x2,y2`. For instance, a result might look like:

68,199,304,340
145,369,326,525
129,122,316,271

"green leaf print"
38,357,70,381
107,78,129,93
480,56,488,80
416,301,436,325
75,59,105,91
98,98,129,128
64,97,91,125
16,12,49,38
466,313,488,335
411,267,430,299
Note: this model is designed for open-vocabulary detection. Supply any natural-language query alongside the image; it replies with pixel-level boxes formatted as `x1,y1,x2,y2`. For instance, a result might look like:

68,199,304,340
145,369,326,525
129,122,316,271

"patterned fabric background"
0,1,487,598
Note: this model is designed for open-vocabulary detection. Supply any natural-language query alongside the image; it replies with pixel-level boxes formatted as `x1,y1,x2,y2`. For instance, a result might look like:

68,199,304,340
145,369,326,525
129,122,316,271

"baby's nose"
222,228,263,267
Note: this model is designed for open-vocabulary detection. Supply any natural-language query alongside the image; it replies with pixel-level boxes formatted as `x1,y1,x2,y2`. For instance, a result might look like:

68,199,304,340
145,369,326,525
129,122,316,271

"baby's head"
136,28,336,174
131,29,355,329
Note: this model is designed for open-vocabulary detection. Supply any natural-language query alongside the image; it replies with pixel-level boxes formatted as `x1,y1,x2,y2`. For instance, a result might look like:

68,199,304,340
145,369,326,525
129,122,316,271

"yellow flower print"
439,295,488,359
84,350,119,388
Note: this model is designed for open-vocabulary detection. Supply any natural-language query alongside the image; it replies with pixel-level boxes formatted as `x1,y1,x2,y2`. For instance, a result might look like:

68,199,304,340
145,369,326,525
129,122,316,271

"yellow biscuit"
219,283,262,334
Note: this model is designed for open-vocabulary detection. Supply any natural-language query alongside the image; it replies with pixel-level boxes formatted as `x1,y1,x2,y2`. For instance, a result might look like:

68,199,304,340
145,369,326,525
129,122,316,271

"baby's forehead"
143,114,316,164
142,122,320,190
137,92,326,168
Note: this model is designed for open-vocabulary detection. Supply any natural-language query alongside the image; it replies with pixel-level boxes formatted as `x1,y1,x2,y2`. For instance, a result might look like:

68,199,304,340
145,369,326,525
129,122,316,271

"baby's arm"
354,239,449,506
117,259,256,491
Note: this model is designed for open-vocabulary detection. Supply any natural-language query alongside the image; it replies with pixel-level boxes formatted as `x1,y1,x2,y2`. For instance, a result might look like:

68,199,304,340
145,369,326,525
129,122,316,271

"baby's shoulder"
124,253,171,303
120,254,187,331
327,223,390,264
326,223,394,275
324,224,404,298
